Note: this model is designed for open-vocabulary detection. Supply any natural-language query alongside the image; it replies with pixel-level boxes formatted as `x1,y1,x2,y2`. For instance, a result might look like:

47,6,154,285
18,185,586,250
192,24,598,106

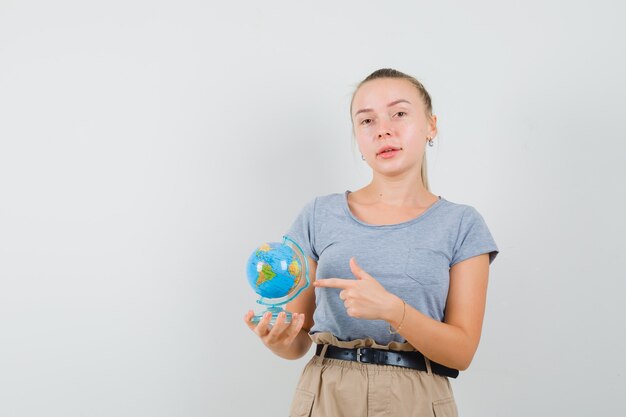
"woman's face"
351,78,436,177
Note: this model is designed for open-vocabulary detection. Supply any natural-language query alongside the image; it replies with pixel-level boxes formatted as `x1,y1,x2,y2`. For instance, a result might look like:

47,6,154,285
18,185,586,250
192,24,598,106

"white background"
1,1,625,416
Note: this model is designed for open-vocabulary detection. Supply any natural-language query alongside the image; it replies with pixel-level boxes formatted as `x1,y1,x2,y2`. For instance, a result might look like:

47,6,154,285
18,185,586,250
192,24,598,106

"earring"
361,154,365,160
427,137,434,147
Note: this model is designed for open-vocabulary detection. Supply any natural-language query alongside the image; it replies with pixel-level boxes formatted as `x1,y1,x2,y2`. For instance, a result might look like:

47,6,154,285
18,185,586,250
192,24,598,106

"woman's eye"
360,118,373,125
395,111,406,117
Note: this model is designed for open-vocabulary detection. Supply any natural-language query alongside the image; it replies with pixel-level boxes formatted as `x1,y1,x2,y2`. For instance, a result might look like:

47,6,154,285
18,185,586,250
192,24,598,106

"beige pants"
289,333,458,417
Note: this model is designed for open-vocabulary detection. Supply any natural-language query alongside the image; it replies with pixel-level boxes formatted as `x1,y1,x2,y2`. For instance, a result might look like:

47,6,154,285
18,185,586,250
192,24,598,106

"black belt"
315,344,459,379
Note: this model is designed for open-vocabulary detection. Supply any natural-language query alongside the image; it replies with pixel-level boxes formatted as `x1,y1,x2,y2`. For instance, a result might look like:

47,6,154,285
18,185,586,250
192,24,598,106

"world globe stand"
248,236,310,325
250,304,293,325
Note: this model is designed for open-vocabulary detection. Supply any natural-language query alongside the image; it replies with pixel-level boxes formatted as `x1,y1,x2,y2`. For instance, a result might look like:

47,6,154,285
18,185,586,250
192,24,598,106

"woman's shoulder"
437,197,493,231
439,196,481,213
434,197,492,228
300,191,347,209
291,192,346,220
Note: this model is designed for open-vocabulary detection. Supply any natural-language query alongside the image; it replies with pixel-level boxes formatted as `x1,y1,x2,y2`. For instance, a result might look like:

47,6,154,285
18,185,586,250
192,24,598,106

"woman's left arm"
393,253,490,370
314,254,490,370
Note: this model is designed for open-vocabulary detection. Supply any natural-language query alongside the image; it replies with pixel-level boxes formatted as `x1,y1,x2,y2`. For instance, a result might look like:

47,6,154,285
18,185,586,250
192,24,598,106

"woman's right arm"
244,258,317,360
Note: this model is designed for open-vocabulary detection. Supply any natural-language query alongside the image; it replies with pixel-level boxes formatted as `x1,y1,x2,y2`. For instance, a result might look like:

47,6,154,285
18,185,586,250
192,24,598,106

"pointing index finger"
314,278,354,289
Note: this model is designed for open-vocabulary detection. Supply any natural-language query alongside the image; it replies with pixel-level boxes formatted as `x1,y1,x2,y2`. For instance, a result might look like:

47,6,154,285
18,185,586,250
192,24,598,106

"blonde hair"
350,68,435,191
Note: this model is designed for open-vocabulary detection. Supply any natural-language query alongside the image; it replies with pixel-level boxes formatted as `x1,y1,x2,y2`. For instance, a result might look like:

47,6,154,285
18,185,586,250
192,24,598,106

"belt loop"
319,344,329,359
424,356,433,375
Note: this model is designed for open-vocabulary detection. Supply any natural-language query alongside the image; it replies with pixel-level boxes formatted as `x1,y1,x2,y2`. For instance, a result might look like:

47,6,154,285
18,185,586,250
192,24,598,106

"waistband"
315,344,459,378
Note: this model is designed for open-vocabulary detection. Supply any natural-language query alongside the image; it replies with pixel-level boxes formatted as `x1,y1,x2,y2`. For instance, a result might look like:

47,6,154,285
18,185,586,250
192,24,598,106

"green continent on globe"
256,263,276,286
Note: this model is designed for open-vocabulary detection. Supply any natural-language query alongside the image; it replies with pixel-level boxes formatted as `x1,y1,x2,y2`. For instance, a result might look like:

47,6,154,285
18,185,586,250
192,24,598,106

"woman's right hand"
244,310,306,355
244,257,316,359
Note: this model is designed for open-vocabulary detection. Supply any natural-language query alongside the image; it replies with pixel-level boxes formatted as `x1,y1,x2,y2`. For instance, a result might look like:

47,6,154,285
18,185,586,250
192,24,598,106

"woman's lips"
377,149,401,159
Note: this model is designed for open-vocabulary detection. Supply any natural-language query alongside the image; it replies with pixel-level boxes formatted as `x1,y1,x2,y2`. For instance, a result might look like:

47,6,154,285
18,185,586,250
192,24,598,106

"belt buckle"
356,347,363,363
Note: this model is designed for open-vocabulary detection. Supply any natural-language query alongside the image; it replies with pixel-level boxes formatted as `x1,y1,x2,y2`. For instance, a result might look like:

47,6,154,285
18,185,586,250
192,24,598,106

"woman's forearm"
269,329,313,360
384,295,478,370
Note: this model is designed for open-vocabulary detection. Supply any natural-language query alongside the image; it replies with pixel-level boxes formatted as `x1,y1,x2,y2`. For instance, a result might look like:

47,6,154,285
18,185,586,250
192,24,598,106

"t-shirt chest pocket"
404,247,449,286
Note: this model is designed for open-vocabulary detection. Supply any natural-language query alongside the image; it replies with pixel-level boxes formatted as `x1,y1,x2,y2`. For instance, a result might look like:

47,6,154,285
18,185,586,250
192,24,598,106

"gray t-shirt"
285,191,499,346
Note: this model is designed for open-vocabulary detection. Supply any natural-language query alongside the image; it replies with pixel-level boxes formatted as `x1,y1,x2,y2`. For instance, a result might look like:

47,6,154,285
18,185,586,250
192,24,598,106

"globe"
246,236,309,324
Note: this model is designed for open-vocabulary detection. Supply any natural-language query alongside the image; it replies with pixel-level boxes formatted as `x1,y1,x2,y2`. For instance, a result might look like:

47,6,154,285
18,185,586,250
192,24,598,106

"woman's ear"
428,114,438,138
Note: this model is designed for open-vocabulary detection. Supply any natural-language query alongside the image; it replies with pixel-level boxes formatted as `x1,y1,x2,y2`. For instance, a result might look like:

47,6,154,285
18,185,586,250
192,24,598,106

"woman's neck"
356,176,437,208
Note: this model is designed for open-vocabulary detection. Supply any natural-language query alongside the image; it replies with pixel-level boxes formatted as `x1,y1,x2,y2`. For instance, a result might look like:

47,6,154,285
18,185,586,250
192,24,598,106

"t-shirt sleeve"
450,206,499,267
284,197,319,262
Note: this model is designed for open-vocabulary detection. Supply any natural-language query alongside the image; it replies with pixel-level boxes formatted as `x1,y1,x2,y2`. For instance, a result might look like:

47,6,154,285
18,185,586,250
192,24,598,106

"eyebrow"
353,99,411,117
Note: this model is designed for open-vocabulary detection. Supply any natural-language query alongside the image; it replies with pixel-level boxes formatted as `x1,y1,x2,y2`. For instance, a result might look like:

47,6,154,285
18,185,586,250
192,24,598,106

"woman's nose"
377,123,391,139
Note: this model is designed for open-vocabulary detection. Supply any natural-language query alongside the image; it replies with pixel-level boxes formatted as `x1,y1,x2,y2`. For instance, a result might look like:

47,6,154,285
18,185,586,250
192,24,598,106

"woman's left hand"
313,257,402,322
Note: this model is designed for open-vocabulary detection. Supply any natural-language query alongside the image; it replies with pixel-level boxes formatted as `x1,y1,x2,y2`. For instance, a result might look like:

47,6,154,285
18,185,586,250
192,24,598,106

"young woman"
244,68,499,417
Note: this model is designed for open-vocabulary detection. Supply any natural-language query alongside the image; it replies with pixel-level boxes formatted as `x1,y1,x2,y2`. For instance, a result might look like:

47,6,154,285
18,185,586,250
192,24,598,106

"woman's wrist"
383,294,405,328
268,328,311,360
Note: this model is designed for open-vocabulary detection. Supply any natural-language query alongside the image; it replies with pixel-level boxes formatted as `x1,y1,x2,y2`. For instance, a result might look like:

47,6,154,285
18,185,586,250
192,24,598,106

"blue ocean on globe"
246,242,303,299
